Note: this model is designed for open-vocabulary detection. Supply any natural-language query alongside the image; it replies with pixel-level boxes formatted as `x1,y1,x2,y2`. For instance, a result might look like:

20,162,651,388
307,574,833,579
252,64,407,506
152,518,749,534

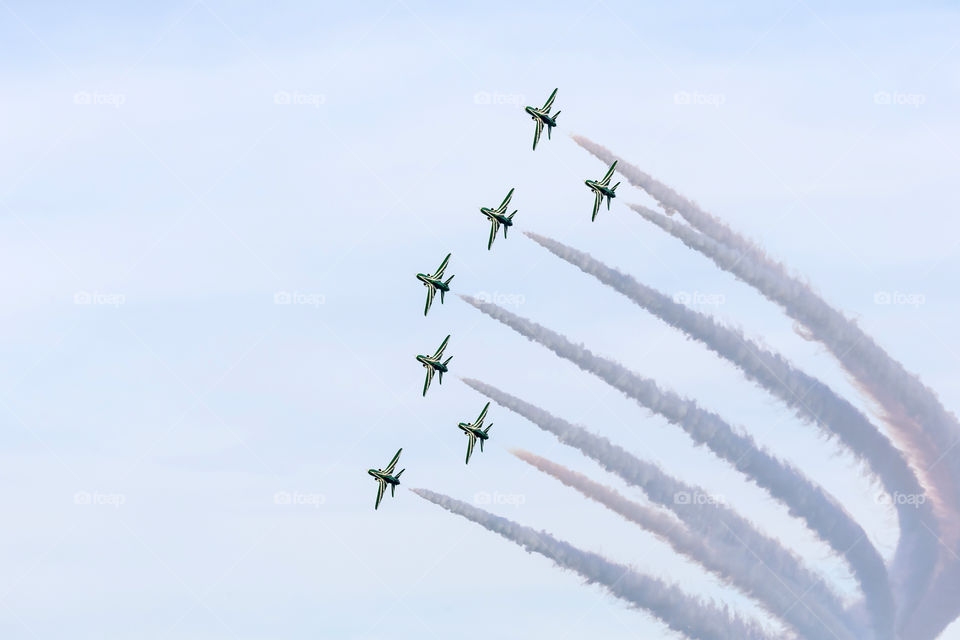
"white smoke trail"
512,448,838,639
461,378,858,638
573,134,958,633
628,201,954,636
460,294,891,636
572,138,959,487
523,229,938,610
412,487,777,640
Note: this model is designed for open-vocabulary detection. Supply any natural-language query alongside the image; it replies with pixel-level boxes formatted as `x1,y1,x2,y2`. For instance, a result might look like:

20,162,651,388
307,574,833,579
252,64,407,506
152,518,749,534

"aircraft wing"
532,118,543,150
475,402,489,427
542,88,557,113
433,335,450,358
495,188,514,214
424,284,435,316
432,253,451,278
422,366,434,396
487,218,500,250
465,432,476,464
592,191,602,221
600,161,618,187
385,448,402,475
374,477,387,509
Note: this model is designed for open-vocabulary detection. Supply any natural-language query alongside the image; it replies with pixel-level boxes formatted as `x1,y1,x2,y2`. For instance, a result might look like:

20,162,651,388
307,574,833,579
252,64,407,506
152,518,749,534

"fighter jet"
480,188,517,250
416,334,451,396
525,88,560,151
458,402,492,464
585,161,620,221
368,448,404,510
416,253,454,316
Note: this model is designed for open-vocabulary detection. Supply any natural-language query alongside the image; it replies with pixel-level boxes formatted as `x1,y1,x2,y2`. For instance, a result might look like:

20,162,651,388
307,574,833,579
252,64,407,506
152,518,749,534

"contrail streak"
412,488,777,640
572,137,959,492
523,229,937,612
461,378,858,638
572,134,957,633
628,201,952,635
512,448,838,639
460,295,891,636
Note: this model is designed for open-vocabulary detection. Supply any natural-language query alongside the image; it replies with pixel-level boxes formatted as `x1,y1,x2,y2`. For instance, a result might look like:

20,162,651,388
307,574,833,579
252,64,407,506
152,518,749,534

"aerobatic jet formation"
416,334,452,396
416,253,454,316
458,402,493,464
480,188,517,250
584,160,620,221
525,88,560,151
368,448,404,510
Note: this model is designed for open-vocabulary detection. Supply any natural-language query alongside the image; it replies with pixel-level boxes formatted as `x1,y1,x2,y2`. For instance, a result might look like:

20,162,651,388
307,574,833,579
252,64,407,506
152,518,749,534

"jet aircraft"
368,448,404,510
525,88,560,150
585,161,620,221
480,188,517,250
416,253,454,316
458,402,492,464
416,335,451,396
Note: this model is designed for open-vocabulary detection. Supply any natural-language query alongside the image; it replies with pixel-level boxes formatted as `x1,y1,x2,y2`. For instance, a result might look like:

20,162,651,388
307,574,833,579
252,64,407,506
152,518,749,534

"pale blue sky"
2,1,959,638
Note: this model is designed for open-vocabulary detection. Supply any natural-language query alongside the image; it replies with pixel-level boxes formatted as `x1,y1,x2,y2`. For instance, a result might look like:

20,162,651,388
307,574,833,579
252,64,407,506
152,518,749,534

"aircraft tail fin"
507,210,516,221
443,356,453,367
442,275,454,299
390,483,396,497
483,423,492,435
396,468,404,480
479,438,484,452
612,181,620,192
548,112,560,139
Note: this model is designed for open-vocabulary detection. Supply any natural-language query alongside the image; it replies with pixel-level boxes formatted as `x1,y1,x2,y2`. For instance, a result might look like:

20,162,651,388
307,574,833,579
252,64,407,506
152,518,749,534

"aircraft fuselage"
416,273,450,291
368,469,400,485
481,209,513,227
586,180,617,199
416,355,448,373
458,424,489,440
525,107,557,128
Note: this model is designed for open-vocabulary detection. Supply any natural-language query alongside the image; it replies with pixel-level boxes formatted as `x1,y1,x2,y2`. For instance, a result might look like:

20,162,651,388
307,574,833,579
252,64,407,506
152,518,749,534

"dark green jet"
368,448,404,510
525,88,560,150
416,253,454,316
585,160,620,221
415,334,451,396
458,402,492,464
480,188,517,250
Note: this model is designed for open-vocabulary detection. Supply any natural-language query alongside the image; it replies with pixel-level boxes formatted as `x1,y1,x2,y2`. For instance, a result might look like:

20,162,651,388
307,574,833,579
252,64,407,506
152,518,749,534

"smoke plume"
413,487,776,640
